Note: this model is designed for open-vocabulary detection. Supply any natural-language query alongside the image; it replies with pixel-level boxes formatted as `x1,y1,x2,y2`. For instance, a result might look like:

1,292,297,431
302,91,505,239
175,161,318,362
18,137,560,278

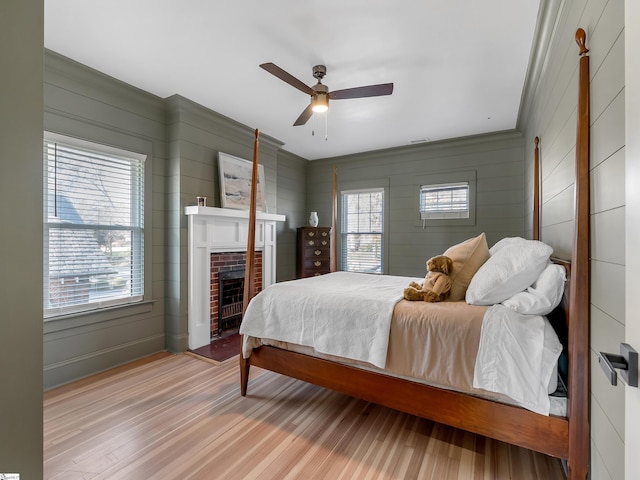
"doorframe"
625,1,640,478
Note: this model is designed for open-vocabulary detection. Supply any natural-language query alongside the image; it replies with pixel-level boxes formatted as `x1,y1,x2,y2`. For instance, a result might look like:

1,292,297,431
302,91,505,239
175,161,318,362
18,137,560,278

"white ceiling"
44,0,541,160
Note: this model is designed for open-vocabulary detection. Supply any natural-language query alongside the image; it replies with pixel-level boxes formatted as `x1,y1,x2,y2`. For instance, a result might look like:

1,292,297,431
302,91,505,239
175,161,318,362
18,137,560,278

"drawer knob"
321,240,327,246
314,250,321,256
322,232,328,236
308,231,315,237
314,261,321,267
308,240,315,246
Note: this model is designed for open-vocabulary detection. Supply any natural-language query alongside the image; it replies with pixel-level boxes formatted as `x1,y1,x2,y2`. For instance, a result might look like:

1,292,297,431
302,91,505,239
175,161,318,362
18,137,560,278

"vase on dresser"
308,211,319,227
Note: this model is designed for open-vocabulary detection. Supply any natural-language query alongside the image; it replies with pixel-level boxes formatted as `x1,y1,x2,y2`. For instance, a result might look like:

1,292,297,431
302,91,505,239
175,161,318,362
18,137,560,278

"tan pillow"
443,233,490,301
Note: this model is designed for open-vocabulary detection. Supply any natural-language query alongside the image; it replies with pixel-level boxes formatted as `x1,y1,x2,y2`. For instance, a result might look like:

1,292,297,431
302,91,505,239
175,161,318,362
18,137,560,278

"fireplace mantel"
185,206,285,349
185,205,285,222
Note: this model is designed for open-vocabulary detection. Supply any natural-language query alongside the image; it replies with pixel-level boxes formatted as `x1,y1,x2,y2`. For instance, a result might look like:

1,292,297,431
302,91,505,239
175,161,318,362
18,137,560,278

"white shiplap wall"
520,0,625,478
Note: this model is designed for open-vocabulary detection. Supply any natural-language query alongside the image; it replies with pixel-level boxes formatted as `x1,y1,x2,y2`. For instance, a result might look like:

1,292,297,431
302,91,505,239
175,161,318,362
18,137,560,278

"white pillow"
502,262,566,315
489,236,532,254
465,237,553,305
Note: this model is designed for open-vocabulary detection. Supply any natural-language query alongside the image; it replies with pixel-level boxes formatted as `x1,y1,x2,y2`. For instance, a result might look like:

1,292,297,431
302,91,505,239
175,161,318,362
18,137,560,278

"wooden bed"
239,29,590,480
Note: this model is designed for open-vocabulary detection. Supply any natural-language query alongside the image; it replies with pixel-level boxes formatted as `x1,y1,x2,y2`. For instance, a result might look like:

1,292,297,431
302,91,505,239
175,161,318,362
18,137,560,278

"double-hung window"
341,188,384,274
43,133,145,318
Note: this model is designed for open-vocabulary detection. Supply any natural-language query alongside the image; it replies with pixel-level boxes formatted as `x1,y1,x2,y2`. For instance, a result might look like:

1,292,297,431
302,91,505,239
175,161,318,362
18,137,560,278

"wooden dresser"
296,227,331,278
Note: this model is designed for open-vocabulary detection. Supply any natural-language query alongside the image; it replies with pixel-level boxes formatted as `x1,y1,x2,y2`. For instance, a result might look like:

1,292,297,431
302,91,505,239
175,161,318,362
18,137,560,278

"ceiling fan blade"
293,104,314,126
260,62,315,96
329,83,394,100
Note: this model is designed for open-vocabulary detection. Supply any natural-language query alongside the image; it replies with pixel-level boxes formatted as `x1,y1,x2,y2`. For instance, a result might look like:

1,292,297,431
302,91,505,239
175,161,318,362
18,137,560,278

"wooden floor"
44,352,566,480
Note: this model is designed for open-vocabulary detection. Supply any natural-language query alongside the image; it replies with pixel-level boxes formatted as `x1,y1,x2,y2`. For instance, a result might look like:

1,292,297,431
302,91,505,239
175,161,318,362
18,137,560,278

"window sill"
44,300,155,334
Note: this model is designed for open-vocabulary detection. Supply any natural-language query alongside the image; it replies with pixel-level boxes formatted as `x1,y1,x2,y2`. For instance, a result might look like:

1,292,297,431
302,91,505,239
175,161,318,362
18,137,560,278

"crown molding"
164,94,283,154
310,129,524,167
517,0,565,130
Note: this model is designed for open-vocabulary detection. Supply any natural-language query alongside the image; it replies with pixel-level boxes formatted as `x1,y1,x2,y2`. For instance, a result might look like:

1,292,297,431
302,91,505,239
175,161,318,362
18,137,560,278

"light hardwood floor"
44,352,566,479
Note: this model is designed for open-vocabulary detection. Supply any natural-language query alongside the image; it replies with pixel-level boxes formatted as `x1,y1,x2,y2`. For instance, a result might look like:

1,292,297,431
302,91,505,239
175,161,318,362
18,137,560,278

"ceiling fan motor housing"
313,83,328,94
312,64,327,80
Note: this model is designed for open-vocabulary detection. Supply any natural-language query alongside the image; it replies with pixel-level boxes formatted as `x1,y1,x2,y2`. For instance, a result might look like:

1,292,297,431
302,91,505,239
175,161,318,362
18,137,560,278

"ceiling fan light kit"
260,62,393,126
311,93,329,113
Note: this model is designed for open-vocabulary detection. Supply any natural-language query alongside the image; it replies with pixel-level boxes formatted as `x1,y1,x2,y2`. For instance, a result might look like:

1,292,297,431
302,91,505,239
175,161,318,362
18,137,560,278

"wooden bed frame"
239,29,590,480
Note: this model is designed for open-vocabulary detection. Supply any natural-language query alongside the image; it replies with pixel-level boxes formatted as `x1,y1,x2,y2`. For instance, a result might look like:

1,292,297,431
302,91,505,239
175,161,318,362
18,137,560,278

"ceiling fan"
259,63,394,126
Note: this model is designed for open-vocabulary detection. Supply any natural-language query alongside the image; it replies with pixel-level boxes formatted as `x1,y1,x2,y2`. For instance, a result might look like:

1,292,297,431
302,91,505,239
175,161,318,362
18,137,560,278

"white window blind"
420,182,470,220
341,188,383,274
43,135,145,317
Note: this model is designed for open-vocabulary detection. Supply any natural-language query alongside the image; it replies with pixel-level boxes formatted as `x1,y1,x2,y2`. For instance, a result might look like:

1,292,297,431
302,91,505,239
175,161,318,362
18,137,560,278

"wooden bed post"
330,165,337,272
533,136,540,241
568,28,590,480
240,128,260,396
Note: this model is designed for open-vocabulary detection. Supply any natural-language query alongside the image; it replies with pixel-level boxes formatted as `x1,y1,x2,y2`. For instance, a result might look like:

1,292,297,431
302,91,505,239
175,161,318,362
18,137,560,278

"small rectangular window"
43,134,145,318
420,182,470,220
341,188,384,274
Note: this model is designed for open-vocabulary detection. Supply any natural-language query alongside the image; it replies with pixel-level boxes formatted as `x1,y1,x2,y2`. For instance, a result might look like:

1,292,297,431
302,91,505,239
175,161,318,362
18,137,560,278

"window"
420,182,470,220
341,188,384,274
416,171,476,227
43,134,145,317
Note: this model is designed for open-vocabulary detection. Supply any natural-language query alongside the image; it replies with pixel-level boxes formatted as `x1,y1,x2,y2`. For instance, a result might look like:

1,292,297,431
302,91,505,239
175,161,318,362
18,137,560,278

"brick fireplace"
210,251,263,338
185,206,285,350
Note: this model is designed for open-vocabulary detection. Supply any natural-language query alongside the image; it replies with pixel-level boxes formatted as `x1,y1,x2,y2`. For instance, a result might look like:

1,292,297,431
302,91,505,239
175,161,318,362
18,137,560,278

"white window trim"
341,187,385,196
339,182,388,274
45,132,147,163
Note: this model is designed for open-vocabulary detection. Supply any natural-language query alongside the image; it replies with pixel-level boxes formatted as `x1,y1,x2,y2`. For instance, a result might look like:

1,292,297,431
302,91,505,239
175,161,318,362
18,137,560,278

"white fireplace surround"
185,206,286,350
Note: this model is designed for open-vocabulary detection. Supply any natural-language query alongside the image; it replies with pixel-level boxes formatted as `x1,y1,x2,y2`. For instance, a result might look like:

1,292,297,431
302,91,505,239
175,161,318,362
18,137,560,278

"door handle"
599,343,638,387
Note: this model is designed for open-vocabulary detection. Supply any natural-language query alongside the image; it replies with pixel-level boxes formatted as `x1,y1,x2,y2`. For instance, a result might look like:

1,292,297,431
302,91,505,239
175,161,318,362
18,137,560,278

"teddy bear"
403,255,454,302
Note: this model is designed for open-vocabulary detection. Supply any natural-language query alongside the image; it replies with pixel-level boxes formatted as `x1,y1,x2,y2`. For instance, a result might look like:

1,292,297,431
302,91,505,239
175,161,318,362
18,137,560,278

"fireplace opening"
210,251,262,339
218,268,245,336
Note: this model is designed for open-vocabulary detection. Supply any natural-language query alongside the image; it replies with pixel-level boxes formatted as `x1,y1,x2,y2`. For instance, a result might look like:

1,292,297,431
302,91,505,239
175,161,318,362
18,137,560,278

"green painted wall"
306,131,525,277
276,150,308,281
0,0,44,476
43,51,167,388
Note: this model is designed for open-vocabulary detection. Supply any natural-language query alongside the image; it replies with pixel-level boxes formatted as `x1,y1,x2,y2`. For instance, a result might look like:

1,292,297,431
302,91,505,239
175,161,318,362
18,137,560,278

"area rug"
188,332,241,362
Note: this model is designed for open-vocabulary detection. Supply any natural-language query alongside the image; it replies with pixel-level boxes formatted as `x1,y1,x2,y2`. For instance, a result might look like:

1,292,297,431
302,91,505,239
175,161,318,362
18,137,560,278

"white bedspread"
240,272,413,368
473,304,562,415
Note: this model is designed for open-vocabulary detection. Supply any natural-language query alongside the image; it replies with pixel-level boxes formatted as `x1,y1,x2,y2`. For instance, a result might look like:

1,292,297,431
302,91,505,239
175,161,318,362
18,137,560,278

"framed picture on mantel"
218,152,267,212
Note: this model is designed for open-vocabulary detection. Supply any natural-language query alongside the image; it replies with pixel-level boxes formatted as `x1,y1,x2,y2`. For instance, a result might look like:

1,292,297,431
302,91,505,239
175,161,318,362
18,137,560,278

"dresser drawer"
304,238,330,247
303,246,329,259
302,258,330,272
304,228,330,239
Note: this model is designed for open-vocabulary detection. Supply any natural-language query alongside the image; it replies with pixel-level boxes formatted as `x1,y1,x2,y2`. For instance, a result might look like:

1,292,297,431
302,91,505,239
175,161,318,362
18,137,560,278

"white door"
625,1,640,478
